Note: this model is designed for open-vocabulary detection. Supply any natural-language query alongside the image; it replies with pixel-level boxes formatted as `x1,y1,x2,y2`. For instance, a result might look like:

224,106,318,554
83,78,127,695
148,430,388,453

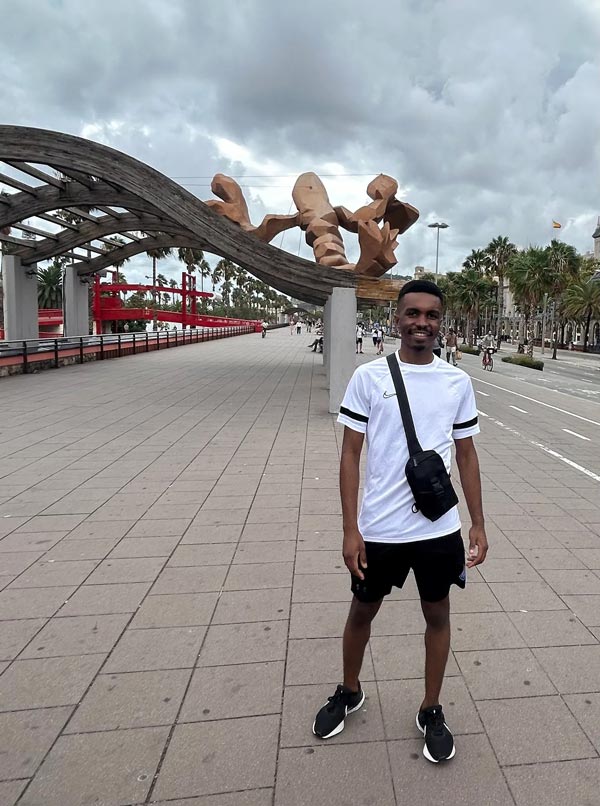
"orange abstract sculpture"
205,171,419,281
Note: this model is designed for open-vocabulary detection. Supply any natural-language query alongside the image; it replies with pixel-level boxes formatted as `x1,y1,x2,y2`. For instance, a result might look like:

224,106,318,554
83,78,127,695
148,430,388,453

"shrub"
458,345,479,355
501,354,544,371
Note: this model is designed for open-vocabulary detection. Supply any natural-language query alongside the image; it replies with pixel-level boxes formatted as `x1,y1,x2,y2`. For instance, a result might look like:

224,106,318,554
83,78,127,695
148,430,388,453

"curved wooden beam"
0,181,166,231
18,212,196,264
0,126,357,303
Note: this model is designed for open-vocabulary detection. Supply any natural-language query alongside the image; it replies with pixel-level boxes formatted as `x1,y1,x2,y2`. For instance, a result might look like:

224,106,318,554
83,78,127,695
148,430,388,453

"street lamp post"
427,222,449,276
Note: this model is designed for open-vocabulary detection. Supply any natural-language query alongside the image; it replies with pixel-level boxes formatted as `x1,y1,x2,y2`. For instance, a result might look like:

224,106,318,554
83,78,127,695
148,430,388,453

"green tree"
506,247,556,357
485,236,517,348
562,276,600,352
453,269,494,346
37,258,65,309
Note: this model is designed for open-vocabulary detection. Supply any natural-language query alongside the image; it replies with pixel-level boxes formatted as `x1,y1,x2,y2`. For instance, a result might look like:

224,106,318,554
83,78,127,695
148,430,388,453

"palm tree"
462,249,488,275
485,236,517,348
156,273,169,305
453,269,494,346
38,258,64,309
545,240,580,355
145,242,172,330
506,247,556,357
562,277,600,352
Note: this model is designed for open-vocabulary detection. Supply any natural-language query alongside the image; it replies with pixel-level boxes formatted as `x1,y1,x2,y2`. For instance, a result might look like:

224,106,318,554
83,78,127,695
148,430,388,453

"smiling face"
394,291,443,361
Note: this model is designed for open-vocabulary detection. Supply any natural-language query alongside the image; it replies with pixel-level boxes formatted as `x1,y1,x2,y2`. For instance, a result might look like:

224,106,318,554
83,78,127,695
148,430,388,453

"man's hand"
343,529,367,579
466,524,488,567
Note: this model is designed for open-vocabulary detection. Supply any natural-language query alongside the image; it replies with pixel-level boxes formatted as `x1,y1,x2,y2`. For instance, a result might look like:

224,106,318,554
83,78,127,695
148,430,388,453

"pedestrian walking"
445,328,457,365
375,326,385,355
356,323,364,354
312,279,487,763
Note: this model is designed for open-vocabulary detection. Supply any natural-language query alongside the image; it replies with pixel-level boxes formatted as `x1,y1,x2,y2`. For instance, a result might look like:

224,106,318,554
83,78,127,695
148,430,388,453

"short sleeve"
452,376,480,439
337,367,370,434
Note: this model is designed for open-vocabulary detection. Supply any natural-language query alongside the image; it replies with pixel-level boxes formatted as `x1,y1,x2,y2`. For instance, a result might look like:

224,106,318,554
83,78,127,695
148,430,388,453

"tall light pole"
428,222,449,276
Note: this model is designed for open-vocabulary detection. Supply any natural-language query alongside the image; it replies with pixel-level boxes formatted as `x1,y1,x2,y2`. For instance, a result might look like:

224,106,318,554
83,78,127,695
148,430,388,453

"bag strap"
386,353,423,457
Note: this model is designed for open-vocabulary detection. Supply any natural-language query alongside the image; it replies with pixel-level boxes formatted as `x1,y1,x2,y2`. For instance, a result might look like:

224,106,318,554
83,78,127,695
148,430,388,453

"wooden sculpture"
205,171,419,301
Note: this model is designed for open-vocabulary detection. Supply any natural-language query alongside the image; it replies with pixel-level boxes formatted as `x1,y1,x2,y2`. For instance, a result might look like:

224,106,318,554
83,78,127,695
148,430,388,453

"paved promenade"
1,328,600,806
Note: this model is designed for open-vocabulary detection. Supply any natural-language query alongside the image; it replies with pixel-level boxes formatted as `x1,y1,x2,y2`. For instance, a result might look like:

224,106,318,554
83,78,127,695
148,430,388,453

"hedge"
458,345,479,355
501,354,544,371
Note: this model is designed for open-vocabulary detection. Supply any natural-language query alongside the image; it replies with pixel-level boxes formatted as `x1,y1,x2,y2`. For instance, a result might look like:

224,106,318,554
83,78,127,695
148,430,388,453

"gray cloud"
2,0,599,284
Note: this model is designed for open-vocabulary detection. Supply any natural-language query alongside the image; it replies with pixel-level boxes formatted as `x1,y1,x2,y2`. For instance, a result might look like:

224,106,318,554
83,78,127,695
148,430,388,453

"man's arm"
454,436,488,567
340,426,367,579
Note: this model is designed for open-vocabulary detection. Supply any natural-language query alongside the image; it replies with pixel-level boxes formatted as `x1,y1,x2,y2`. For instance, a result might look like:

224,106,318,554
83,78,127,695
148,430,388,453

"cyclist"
481,331,494,368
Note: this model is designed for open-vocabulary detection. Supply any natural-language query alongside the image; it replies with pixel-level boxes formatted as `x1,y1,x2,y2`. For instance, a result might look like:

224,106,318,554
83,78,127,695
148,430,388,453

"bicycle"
481,347,494,371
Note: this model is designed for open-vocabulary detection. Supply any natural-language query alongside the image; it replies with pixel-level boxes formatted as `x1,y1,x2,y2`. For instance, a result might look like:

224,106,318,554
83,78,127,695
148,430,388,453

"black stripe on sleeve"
339,406,369,424
453,416,478,430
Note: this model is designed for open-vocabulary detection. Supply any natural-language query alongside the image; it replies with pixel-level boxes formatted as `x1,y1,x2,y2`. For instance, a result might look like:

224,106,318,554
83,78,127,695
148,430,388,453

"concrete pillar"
1,254,38,341
323,295,332,378
327,287,357,414
63,265,90,337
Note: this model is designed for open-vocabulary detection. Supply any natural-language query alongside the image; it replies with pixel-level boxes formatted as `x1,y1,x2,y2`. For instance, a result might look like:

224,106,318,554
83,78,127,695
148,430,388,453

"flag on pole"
552,220,562,229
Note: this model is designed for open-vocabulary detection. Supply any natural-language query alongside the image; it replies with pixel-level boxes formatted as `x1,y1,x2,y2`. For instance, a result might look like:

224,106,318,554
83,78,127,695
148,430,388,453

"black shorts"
350,531,466,604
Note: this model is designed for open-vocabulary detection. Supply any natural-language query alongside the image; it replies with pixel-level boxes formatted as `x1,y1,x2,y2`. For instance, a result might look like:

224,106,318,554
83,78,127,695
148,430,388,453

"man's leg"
419,596,450,709
342,596,383,691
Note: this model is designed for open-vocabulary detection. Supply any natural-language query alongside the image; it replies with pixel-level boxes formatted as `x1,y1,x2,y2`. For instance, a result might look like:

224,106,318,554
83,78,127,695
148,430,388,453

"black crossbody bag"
386,354,458,521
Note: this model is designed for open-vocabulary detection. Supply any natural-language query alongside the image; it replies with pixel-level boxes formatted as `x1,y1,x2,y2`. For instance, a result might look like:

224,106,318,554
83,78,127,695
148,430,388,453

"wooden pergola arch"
0,126,358,305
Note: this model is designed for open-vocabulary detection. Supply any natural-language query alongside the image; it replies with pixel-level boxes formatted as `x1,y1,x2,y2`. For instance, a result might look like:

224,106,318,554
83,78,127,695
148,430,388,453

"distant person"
445,328,457,365
261,320,268,338
433,332,443,358
296,321,302,335
356,324,364,354
372,325,379,349
376,326,384,355
290,319,295,335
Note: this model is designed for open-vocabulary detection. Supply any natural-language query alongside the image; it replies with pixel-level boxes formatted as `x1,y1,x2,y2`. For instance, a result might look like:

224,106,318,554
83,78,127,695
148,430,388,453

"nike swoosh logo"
382,391,397,398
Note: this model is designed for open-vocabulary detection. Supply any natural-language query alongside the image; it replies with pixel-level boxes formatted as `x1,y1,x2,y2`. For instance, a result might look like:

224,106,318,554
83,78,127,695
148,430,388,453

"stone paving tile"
388,735,514,806
563,693,600,753
519,547,586,570
14,515,87,533
224,562,293,590
538,568,600,594
19,725,169,806
275,742,396,806
180,661,284,722
239,523,298,542
501,530,563,549
455,648,556,699
233,541,296,565
0,654,106,710
107,535,180,558
0,619,46,661
478,558,542,583
0,531,66,553
0,706,73,779
488,581,567,611
478,695,596,765
508,609,598,646
104,626,206,673
449,581,502,612
561,594,600,626
281,682,384,746
150,793,273,806
168,543,235,566
505,758,600,806
181,524,243,544
65,669,190,733
370,634,460,681
57,582,151,616
153,715,280,801
0,552,45,579
450,612,526,651
44,538,120,561
0,780,28,805
533,645,600,693
285,637,375,685
0,587,73,619
126,518,192,537
131,592,218,628
152,565,229,594
292,572,352,603
8,560,98,589
84,556,166,585
198,621,288,666
212,588,291,624
18,613,129,659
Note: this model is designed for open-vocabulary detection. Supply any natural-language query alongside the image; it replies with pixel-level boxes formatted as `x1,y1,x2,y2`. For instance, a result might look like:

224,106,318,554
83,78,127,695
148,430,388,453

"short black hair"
397,279,444,306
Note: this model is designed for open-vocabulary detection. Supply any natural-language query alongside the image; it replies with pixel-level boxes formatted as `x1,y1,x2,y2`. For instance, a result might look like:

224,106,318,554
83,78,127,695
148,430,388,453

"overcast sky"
2,0,600,285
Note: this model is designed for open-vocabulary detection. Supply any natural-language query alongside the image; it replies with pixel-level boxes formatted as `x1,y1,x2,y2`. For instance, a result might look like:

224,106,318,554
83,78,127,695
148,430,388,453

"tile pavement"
0,329,599,804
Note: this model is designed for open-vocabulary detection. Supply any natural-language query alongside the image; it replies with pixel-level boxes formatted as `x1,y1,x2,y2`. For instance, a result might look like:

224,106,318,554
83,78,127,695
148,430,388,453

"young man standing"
312,280,488,763
356,323,364,354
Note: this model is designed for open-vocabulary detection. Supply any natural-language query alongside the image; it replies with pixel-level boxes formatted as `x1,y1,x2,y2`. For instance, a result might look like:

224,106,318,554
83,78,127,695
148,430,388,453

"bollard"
132,333,136,355
167,331,170,348
145,332,149,352
117,334,122,357
22,341,28,374
100,335,104,360
54,339,59,369
79,337,84,364
156,331,160,350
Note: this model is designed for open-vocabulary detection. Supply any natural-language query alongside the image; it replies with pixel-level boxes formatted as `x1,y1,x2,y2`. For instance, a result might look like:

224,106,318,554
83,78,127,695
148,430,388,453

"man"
312,280,488,763
445,328,457,365
375,325,385,355
296,321,302,335
356,323,364,354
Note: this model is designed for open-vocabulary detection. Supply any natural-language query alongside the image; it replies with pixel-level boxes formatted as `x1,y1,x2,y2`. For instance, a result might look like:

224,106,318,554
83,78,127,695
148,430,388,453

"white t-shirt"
337,353,479,544
356,326,364,339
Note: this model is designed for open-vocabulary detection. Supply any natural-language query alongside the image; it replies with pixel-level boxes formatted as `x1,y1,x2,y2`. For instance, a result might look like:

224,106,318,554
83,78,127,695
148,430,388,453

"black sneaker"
416,705,456,762
312,684,365,739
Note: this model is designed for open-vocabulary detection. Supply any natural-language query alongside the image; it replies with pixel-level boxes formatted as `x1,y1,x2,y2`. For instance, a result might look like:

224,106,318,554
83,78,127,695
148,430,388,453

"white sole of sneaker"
415,712,456,763
312,691,366,739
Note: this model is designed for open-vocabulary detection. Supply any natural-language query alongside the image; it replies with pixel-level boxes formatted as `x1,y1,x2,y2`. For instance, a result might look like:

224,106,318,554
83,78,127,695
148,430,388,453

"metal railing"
0,326,254,375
